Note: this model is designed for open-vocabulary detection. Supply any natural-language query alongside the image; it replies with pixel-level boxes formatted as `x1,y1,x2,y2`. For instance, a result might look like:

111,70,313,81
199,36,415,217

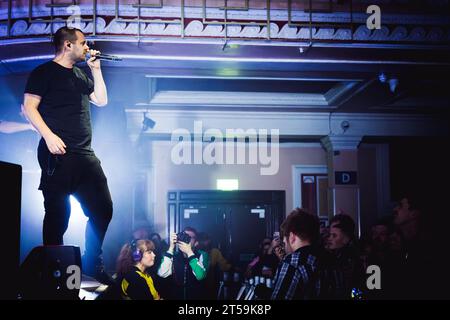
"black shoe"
92,270,115,286
82,255,114,286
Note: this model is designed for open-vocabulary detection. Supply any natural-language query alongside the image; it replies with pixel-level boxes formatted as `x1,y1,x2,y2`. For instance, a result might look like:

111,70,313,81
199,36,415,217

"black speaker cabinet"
0,161,22,300
19,245,82,300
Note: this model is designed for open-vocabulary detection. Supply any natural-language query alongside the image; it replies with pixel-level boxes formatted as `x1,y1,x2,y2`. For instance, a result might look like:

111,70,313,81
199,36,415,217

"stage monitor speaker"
19,245,82,300
0,161,22,300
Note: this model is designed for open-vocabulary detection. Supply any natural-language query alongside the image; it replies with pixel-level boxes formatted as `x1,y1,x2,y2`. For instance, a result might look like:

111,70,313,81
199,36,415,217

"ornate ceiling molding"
3,17,449,43
124,108,448,140
1,4,449,43
1,4,449,24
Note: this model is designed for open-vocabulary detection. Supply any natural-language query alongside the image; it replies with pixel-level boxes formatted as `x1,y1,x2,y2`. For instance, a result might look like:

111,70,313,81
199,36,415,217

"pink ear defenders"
131,240,142,262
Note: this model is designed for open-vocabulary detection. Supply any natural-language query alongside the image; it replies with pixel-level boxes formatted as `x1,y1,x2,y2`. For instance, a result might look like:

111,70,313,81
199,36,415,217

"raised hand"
168,232,177,251
177,241,194,257
86,49,101,70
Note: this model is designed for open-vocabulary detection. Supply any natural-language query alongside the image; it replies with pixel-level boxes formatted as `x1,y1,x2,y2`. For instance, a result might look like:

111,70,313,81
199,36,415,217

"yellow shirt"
121,268,161,300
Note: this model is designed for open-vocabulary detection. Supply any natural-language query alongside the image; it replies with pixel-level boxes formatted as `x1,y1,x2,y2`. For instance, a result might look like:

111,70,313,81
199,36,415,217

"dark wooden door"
301,174,329,217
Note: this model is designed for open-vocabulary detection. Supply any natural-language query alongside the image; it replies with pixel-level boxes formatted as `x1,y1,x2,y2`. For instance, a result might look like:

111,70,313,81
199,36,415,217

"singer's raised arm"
87,50,108,107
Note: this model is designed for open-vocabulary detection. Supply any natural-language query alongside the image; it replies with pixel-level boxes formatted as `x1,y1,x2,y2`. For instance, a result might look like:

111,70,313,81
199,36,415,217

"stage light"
64,196,88,253
389,78,399,93
217,179,239,191
378,72,387,83
341,120,350,133
142,113,156,131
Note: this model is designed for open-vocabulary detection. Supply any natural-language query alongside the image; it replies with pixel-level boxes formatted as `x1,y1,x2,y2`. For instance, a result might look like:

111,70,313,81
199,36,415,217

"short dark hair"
398,194,425,214
372,216,392,228
183,226,198,238
149,232,161,241
330,214,355,239
280,208,320,243
53,26,82,53
197,232,210,242
196,232,212,251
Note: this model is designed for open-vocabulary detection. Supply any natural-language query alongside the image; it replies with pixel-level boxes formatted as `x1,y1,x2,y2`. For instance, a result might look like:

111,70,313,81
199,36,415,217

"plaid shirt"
271,245,321,300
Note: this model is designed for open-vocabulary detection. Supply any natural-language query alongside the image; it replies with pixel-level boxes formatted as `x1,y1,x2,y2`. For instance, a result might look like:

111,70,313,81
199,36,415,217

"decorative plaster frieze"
3,17,448,43
1,4,449,43
2,5,449,26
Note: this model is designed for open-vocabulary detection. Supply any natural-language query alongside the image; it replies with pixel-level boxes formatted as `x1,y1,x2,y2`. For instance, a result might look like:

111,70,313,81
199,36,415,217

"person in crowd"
376,225,408,299
116,239,161,300
148,232,168,263
392,196,429,244
157,227,209,299
371,220,390,250
272,237,286,261
197,232,232,299
367,218,391,266
319,221,330,250
150,232,170,260
245,237,280,279
327,214,365,299
149,232,165,250
270,208,324,300
387,226,406,255
357,236,374,271
131,224,151,241
391,195,446,299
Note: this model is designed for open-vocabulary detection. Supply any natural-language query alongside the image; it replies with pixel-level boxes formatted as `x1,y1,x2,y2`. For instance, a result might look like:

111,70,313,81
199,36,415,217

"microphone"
85,52,122,61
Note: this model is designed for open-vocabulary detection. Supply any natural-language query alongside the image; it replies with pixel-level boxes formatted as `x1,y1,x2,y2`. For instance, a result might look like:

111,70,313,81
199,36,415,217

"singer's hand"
87,49,101,70
44,132,66,155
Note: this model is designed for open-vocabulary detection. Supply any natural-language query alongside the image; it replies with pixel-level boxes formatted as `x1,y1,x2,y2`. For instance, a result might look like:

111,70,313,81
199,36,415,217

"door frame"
167,190,285,240
292,165,328,211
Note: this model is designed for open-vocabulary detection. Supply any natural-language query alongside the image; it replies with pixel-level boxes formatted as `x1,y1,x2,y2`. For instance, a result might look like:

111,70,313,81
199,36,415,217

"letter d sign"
342,173,350,184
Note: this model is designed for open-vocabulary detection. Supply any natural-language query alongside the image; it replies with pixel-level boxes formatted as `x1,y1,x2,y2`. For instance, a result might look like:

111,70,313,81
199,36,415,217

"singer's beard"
79,53,87,62
74,51,87,62
69,53,85,63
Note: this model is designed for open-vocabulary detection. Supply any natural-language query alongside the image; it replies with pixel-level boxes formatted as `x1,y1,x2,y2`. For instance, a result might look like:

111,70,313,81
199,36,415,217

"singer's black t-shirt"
25,60,95,154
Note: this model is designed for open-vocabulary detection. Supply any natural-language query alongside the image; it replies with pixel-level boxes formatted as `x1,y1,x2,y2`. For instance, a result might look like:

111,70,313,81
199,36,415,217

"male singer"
22,26,113,283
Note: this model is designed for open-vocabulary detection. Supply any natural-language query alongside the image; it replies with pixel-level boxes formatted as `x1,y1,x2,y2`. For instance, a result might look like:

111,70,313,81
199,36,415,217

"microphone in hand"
85,52,122,62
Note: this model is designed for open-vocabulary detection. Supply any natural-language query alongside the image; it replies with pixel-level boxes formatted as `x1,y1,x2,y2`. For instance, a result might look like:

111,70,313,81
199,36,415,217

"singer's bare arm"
87,50,108,107
22,94,66,154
